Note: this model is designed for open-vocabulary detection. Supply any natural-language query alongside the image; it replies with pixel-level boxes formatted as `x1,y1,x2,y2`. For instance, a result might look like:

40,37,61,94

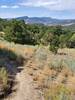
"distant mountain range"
15,16,75,26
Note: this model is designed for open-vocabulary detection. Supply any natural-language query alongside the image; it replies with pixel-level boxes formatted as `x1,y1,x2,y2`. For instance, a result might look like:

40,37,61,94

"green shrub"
0,48,17,61
64,58,75,72
0,67,8,90
44,84,72,100
49,59,64,71
49,45,58,54
48,57,75,72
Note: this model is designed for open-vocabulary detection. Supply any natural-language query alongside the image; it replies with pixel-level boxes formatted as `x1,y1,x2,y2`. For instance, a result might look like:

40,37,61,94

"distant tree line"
0,18,75,53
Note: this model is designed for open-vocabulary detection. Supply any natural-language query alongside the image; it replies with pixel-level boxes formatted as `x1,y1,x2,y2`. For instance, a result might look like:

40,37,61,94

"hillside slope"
16,16,75,25
0,40,75,100
0,40,44,100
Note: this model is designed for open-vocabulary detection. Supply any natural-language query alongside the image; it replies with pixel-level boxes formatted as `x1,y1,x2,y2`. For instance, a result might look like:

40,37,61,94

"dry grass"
0,67,8,95
0,40,26,97
44,84,73,100
25,46,75,100
0,40,75,99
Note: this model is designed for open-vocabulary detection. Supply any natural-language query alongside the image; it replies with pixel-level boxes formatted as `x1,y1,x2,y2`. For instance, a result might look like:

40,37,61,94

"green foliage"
49,45,58,54
68,34,75,48
49,59,63,71
3,19,35,45
0,25,3,31
49,34,60,54
0,45,24,96
48,56,75,73
0,18,75,48
0,48,17,61
64,58,75,72
0,67,8,88
0,67,9,95
53,25,63,36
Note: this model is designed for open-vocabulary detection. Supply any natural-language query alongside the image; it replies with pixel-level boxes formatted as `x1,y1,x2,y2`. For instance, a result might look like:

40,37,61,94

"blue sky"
0,0,75,19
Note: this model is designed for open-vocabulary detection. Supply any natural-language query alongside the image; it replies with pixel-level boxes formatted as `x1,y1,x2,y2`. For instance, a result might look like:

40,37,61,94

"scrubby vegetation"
0,46,24,98
0,67,8,94
0,18,75,53
0,18,75,99
27,47,75,100
43,55,75,100
44,84,73,100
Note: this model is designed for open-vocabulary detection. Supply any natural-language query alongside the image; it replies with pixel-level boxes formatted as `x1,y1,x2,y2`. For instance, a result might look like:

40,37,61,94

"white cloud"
19,0,75,11
0,5,9,8
19,1,57,7
0,5,19,9
11,5,19,9
1,0,75,11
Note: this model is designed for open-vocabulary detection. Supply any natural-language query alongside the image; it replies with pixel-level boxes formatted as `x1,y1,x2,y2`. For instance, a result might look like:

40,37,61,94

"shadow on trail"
0,48,26,99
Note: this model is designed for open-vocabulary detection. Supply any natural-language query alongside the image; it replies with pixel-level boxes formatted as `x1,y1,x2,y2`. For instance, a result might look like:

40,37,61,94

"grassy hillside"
0,40,75,100
63,24,75,32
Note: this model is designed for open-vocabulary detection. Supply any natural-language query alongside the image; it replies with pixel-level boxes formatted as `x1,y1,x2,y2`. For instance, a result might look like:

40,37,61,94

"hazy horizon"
1,16,75,20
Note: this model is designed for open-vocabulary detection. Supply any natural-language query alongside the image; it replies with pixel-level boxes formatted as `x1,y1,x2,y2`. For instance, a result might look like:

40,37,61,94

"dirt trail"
6,69,43,100
5,47,44,100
